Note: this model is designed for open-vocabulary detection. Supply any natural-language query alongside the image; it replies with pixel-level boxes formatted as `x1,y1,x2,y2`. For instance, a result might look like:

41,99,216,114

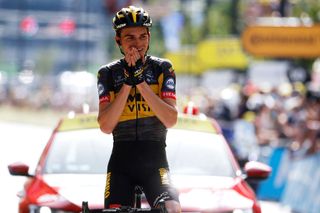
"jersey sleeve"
97,66,113,104
160,60,176,100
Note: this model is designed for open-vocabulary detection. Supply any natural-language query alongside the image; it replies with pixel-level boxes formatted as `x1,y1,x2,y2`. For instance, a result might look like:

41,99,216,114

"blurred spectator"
254,102,279,146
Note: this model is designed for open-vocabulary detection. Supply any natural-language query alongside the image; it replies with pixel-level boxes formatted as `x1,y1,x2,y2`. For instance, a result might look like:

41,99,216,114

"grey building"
0,0,110,75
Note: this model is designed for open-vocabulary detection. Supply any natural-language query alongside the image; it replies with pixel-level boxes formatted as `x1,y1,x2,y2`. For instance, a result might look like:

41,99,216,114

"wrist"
136,80,146,88
122,83,132,89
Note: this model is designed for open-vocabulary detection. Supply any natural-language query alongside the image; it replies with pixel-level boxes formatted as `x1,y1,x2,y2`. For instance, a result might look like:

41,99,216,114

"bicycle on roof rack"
81,186,167,213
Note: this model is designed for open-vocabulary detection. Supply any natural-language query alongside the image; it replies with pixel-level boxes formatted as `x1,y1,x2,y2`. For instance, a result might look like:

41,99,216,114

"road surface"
0,122,51,212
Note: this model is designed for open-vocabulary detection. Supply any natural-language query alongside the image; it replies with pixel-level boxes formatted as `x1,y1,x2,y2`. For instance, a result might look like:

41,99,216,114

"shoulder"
97,59,123,76
148,56,175,77
98,59,122,72
148,56,173,68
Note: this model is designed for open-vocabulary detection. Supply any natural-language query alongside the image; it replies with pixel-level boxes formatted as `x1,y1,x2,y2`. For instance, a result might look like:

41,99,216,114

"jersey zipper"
134,86,138,141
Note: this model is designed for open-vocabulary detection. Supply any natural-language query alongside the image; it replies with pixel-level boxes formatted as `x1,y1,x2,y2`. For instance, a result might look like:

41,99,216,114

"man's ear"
147,31,151,42
115,36,121,46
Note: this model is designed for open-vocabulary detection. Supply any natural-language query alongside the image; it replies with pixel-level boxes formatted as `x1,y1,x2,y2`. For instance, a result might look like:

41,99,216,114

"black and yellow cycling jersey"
97,55,176,142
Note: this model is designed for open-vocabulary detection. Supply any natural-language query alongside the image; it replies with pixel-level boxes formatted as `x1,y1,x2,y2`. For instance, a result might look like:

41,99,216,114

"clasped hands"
124,47,145,86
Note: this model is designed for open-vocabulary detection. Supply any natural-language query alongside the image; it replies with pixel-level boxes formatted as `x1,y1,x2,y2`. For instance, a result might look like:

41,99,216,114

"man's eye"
124,36,134,41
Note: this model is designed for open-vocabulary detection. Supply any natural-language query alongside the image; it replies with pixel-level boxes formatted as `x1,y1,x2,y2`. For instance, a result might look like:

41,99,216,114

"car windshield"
43,129,112,174
43,128,235,177
166,129,235,177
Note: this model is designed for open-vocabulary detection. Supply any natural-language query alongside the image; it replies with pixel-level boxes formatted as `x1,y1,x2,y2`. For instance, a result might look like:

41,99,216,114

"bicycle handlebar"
102,208,162,213
81,201,164,213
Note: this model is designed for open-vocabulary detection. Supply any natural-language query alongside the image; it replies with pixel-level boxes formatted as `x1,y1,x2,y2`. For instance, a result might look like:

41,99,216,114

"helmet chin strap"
145,44,150,56
119,45,125,55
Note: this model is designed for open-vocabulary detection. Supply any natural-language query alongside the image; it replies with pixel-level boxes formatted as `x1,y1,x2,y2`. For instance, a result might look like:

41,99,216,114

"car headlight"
233,209,253,213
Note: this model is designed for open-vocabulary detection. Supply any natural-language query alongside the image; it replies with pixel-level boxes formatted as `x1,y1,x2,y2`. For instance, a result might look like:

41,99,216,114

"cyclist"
97,5,181,213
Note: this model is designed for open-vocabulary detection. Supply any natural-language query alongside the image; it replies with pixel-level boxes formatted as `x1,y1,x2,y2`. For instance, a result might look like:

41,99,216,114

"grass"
0,104,69,127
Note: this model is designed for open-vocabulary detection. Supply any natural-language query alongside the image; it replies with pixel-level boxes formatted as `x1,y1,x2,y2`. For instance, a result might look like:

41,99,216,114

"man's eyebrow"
123,34,134,38
123,32,148,38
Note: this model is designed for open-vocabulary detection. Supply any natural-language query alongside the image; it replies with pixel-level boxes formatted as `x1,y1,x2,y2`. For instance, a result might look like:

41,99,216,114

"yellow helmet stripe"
132,10,137,23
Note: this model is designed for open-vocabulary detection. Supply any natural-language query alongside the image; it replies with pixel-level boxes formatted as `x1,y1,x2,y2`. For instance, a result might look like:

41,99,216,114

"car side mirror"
8,162,33,177
244,161,272,181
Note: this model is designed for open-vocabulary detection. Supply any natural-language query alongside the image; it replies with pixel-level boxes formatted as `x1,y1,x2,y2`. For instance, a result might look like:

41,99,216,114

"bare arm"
137,82,178,128
98,84,131,134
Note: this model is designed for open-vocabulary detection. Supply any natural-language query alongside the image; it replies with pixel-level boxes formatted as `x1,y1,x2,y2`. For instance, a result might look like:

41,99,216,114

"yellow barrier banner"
242,25,320,58
165,38,248,74
164,50,204,74
197,38,248,69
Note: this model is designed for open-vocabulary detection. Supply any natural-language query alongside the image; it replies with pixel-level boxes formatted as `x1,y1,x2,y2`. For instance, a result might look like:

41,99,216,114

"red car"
9,113,271,213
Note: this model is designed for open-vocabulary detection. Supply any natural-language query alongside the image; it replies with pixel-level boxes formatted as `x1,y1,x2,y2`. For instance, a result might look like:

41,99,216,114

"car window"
42,128,235,177
166,129,235,177
43,129,113,174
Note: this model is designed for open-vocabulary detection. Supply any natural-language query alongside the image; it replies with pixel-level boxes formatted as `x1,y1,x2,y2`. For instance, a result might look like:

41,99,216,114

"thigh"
104,171,135,208
141,167,180,207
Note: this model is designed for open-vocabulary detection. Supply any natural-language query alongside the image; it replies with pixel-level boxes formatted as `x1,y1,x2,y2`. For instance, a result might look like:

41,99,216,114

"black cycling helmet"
112,5,152,31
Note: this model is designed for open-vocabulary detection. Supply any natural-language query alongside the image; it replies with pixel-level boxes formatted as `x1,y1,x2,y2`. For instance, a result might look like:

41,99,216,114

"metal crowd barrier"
256,145,320,213
280,152,320,213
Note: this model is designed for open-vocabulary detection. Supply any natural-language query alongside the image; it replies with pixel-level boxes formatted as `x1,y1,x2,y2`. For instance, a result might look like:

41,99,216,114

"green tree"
290,0,320,23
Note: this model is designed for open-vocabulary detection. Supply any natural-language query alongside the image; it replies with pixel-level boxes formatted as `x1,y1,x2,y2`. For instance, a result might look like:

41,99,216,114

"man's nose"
133,37,143,46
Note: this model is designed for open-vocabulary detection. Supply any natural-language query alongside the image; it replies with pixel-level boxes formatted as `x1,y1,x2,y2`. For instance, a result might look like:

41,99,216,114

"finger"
124,55,131,66
138,50,144,61
133,48,141,61
125,53,135,67
124,48,134,66
131,59,136,67
126,47,141,67
131,47,141,61
130,54,136,66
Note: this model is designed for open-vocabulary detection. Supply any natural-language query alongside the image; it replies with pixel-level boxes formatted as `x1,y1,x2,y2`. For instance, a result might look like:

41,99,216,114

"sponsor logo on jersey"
165,78,175,90
98,83,105,95
105,172,111,199
114,75,124,87
99,96,110,103
127,93,151,112
161,92,176,99
159,168,170,185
